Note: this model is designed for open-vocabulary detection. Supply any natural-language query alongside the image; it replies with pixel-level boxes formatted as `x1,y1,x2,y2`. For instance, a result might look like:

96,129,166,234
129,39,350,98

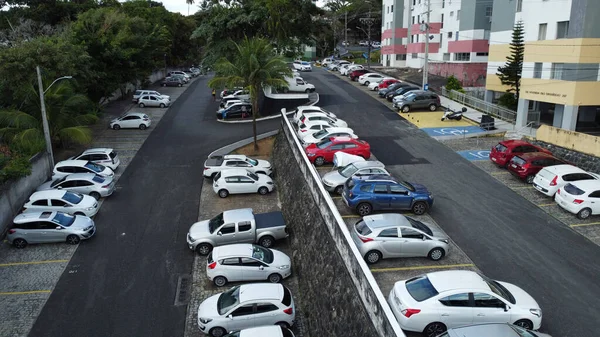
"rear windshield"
564,183,585,196
494,143,508,152
282,286,292,306
345,178,355,189
317,140,332,149
85,162,104,172
207,252,214,264
92,175,105,183
405,275,439,302
281,326,294,337
511,156,526,166
355,220,372,235
62,192,84,204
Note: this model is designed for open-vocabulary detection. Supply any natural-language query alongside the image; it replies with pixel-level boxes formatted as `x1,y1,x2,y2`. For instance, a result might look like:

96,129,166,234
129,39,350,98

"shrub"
0,156,32,182
445,75,463,92
498,92,518,111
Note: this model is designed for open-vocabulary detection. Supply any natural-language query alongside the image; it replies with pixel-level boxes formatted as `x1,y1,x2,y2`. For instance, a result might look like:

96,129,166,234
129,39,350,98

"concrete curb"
217,93,320,124
208,130,280,157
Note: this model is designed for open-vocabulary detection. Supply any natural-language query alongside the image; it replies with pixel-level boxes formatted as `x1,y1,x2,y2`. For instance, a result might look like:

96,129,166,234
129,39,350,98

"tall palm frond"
0,110,39,129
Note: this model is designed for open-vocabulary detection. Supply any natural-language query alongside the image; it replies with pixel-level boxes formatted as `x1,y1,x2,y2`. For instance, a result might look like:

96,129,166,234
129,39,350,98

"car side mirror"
422,236,427,241
55,226,62,230
57,186,63,189
217,231,222,236
227,315,233,320
259,265,264,270
503,304,510,312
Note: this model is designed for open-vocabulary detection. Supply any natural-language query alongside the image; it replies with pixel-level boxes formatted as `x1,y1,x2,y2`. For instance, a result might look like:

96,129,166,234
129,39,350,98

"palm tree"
0,80,98,155
208,36,292,149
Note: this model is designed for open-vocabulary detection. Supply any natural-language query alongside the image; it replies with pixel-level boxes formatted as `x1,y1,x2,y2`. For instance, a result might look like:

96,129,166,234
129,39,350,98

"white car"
203,154,272,179
69,148,120,171
298,112,347,128
371,41,381,48
23,190,99,217
110,112,151,130
197,283,296,337
342,65,363,76
554,180,600,219
219,99,248,112
223,90,250,101
38,173,116,199
296,120,334,138
338,63,353,74
132,90,170,103
292,60,312,71
388,270,542,337
138,94,170,108
223,326,295,337
207,244,292,287
292,106,337,124
300,127,357,146
169,70,191,80
533,164,599,197
52,160,114,180
358,73,385,85
368,77,395,91
213,169,274,198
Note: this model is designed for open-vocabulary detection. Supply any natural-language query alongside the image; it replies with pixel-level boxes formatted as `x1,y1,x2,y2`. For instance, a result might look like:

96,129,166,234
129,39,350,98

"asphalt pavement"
299,68,600,337
29,77,281,337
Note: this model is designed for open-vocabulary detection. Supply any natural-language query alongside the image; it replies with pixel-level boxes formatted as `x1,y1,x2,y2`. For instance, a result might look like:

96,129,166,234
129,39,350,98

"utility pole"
36,66,54,172
344,11,348,47
360,12,376,70
421,0,431,90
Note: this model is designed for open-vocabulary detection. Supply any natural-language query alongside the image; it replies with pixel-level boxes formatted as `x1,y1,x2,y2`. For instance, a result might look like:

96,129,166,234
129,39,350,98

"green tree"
208,37,292,149
496,21,524,102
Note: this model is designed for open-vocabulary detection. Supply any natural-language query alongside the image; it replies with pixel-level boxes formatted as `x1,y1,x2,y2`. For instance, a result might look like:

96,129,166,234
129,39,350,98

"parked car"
212,169,274,198
218,99,249,112
292,106,338,124
350,69,369,81
52,160,114,180
367,78,396,91
187,208,288,255
386,84,420,101
292,60,312,71
338,63,353,74
220,87,244,98
507,152,566,184
489,140,551,168
69,148,120,171
7,211,96,248
341,64,363,76
532,164,600,197
358,73,385,85
207,243,292,286
388,270,543,337
282,76,315,93
379,82,408,97
328,61,350,71
216,102,252,120
321,57,334,67
132,90,170,103
196,283,295,337
297,112,347,128
371,41,381,48
321,160,389,194
342,175,433,216
138,94,170,108
203,155,272,179
223,326,295,337
436,323,552,337
167,74,189,83
23,190,99,217
161,77,184,87
220,90,250,107
393,90,441,112
555,180,600,219
37,173,116,199
305,137,371,166
110,112,151,130
168,70,191,80
351,213,450,264
300,127,358,146
184,70,197,78
296,120,334,138
374,78,400,91
359,40,368,46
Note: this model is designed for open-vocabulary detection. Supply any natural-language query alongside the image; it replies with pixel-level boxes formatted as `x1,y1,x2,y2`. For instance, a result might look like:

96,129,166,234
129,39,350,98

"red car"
350,69,369,81
507,152,567,184
305,137,371,166
489,140,551,168
376,79,400,90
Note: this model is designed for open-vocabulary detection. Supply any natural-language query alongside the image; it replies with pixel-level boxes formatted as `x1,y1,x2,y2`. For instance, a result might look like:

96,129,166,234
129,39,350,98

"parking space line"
0,260,68,267
0,290,51,296
508,186,533,189
537,203,555,207
341,215,359,218
570,222,600,228
370,263,475,273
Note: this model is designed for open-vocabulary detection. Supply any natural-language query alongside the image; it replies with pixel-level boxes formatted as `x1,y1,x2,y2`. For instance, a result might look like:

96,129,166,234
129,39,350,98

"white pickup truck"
282,76,315,93
187,208,288,255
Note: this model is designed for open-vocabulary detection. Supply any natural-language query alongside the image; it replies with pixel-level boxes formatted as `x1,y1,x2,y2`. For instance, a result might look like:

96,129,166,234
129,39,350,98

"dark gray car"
393,90,441,112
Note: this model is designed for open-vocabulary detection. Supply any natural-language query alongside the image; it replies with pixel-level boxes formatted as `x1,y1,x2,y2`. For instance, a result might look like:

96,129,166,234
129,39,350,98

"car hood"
410,182,430,194
100,167,114,176
72,216,95,230
499,281,541,309
257,159,271,169
197,293,221,319
302,134,320,144
271,249,291,267
80,195,98,208
322,170,346,185
335,120,348,128
37,180,55,191
189,220,211,240
257,174,273,184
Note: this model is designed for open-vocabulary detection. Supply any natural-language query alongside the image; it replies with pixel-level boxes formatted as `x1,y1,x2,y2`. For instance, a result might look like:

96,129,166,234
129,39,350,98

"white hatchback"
297,112,347,128
69,148,120,171
222,326,295,337
52,160,114,180
138,94,170,108
292,106,337,124
300,127,357,146
213,169,274,198
110,112,151,130
296,120,334,138
358,73,385,85
207,244,292,287
554,180,600,219
23,190,99,217
368,77,395,91
533,164,599,197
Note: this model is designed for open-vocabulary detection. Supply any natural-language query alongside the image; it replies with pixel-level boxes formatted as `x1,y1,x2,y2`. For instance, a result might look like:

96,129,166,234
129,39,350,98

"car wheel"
428,248,445,261
218,189,229,198
276,321,291,329
365,250,381,264
577,207,592,220
429,103,438,111
89,192,101,200
74,212,85,216
209,327,226,337
178,83,182,87
213,276,227,287
258,235,275,248
258,186,269,195
412,201,428,215
305,89,311,93
66,235,81,245
268,273,282,283
159,103,165,108
401,105,410,113
196,243,212,255
357,202,372,216
423,322,447,337
139,103,145,108
334,185,344,195
112,124,121,130
514,319,534,330
162,83,166,87
314,157,325,166
139,124,147,130
525,175,535,184
13,238,27,249
364,81,370,86
374,87,379,91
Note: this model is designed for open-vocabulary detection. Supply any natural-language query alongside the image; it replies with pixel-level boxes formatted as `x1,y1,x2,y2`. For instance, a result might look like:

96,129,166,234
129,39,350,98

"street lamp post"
359,13,376,70
36,66,72,173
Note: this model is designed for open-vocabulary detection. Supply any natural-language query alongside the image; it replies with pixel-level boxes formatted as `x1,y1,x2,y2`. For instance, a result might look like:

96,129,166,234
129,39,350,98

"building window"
551,63,564,79
538,23,547,40
450,11,454,17
411,53,418,58
448,31,453,38
412,16,415,24
418,15,420,23
456,31,459,41
485,6,492,17
413,0,416,5
442,0,445,8
476,52,489,56
556,21,569,39
533,63,543,78
440,33,443,46
411,35,415,43
454,53,471,61
387,6,389,14
443,53,450,61
391,5,393,12
396,54,406,61
516,0,522,12
457,10,460,20
441,14,444,28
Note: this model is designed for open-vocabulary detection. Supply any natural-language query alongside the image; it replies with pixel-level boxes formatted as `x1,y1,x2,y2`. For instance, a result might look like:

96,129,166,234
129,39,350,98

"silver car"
321,160,389,194
436,323,551,337
350,213,450,264
7,211,96,248
37,173,116,199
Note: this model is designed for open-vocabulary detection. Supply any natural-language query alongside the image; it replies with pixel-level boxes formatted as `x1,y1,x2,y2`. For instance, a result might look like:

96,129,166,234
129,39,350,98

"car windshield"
313,130,328,139
355,220,372,235
92,175,106,183
399,181,416,192
511,325,538,337
252,245,274,264
495,143,508,152
208,213,224,234
52,212,76,227
511,156,527,166
222,332,241,337
217,286,240,315
246,158,258,166
50,177,67,188
406,217,433,236
85,162,105,172
405,275,439,302
481,274,516,304
247,172,259,181
316,139,332,149
403,93,416,100
62,192,84,204
564,183,585,195
339,164,358,178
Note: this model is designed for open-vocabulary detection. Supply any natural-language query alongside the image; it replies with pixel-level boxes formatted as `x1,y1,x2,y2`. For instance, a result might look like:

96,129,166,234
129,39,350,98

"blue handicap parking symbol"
420,126,486,137
456,150,491,161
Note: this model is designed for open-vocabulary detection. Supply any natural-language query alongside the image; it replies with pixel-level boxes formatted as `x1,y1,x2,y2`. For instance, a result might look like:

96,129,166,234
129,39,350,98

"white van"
283,76,315,93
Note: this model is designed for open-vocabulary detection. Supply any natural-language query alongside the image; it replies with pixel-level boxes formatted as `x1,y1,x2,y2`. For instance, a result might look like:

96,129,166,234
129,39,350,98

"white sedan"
358,73,385,85
110,112,151,130
388,270,542,337
533,164,599,197
213,169,274,198
292,106,337,124
554,180,600,219
138,94,170,108
367,77,396,91
23,190,99,217
300,127,357,146
52,160,114,180
342,65,364,76
296,120,334,138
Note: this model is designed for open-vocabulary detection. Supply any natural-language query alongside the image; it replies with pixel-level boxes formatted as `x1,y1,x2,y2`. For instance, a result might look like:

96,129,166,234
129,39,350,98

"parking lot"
0,77,199,337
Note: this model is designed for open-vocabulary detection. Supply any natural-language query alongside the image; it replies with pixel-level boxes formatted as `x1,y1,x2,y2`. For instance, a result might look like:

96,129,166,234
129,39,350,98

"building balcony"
407,42,440,54
382,28,408,39
382,29,393,39
448,39,490,53
381,45,408,55
410,22,442,34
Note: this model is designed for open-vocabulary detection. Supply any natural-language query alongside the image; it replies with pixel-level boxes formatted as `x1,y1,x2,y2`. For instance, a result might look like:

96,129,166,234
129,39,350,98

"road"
29,77,281,337
299,69,600,337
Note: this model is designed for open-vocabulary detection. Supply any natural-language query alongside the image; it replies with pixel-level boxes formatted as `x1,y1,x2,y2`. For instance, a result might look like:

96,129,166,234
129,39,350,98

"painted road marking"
570,222,600,228
421,126,486,137
0,260,68,267
457,150,491,161
0,290,51,296
371,263,475,273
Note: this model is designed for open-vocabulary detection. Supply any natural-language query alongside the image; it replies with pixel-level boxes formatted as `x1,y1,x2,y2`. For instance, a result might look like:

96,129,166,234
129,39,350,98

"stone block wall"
529,139,600,174
272,116,404,337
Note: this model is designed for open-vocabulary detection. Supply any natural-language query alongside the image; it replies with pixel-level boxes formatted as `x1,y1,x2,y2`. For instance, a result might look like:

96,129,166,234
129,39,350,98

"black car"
378,82,406,97
161,77,183,87
386,85,420,102
216,103,253,120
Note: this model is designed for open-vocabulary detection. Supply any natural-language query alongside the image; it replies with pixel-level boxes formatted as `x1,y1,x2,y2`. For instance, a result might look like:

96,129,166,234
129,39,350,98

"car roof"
80,148,114,155
223,208,254,222
60,173,100,181
56,160,89,167
540,164,584,175
446,323,518,337
329,136,354,142
237,326,284,336
354,174,398,183
351,160,385,169
213,244,255,259
426,270,489,292
14,211,59,223
223,155,249,161
362,213,408,228
220,169,252,177
303,112,333,118
362,73,382,76
29,190,67,200
125,112,147,117
239,283,283,303
569,179,600,190
302,120,331,127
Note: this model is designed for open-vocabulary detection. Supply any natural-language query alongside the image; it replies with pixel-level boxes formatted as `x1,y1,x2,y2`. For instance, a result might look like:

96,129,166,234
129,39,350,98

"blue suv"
342,175,434,216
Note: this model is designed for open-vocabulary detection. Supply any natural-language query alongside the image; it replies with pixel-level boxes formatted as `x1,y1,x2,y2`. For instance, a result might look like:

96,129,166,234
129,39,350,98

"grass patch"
231,136,275,158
